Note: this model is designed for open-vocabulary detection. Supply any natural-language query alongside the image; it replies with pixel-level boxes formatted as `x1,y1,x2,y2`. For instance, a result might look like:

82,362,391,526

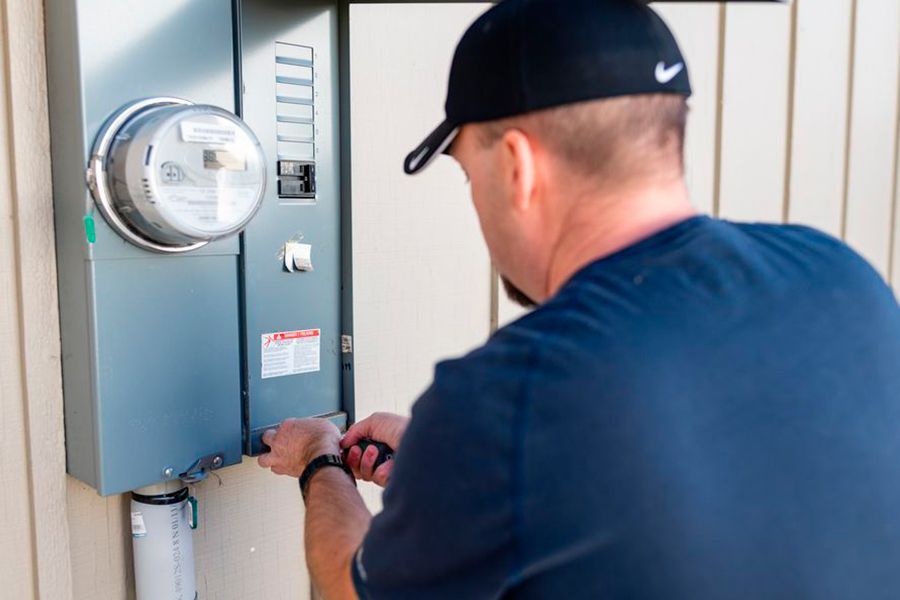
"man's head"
450,94,689,306
404,0,693,305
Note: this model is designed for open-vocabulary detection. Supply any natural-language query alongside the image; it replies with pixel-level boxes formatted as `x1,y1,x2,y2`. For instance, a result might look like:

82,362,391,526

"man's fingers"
262,428,278,447
346,445,363,478
340,420,370,449
372,462,393,488
258,452,273,468
360,445,379,480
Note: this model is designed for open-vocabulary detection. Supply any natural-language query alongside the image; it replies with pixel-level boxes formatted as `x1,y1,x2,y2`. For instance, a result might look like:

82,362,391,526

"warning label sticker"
261,329,321,379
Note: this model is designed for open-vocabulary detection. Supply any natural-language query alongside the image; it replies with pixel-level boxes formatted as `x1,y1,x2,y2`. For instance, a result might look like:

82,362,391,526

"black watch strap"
299,454,356,500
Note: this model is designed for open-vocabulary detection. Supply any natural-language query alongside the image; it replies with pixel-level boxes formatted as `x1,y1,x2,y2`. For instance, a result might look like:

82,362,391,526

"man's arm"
257,418,373,599
304,468,371,600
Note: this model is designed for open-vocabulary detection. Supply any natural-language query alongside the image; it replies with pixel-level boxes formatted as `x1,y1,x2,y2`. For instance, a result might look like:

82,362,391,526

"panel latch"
179,452,225,484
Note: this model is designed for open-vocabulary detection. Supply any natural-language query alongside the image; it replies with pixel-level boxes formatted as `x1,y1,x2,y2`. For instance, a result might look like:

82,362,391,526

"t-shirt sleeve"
352,344,530,599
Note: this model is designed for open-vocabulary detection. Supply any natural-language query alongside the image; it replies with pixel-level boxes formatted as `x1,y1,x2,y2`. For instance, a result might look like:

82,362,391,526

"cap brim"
403,120,460,175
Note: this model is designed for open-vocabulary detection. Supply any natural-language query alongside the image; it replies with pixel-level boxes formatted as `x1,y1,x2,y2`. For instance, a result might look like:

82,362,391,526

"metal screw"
162,467,174,479
212,456,223,469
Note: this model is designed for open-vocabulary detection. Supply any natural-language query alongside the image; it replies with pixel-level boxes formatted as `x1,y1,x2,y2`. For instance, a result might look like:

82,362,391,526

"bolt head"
212,456,223,468
163,467,174,479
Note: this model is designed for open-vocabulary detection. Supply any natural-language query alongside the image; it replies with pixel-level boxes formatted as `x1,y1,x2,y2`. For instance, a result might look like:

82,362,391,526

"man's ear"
499,129,537,213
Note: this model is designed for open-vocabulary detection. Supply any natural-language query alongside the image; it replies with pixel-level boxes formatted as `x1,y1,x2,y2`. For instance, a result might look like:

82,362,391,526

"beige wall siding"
350,2,493,416
894,110,900,286
1,0,71,598
348,2,493,510
843,0,900,278
787,0,853,236
0,3,39,596
1,2,899,599
719,4,793,222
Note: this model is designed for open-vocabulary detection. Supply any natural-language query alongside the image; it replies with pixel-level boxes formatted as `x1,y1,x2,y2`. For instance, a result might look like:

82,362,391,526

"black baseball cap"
404,0,692,175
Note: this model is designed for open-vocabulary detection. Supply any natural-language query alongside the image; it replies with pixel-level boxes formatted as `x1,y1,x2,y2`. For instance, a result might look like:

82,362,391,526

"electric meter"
87,97,266,253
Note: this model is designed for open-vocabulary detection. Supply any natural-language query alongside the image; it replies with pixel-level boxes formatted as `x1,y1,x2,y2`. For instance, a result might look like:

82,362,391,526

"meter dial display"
88,98,266,253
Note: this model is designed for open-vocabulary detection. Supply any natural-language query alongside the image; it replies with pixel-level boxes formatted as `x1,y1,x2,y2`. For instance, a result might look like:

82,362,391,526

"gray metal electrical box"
45,0,352,496
239,0,347,456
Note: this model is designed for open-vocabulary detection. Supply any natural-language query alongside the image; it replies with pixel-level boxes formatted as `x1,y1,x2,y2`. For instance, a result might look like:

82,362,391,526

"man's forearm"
305,468,373,600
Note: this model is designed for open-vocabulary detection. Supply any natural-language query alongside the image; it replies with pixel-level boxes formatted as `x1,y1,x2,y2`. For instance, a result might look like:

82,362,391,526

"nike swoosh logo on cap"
655,61,684,84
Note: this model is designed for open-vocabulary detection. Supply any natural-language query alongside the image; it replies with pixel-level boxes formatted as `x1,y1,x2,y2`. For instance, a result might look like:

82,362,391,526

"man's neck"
544,179,697,299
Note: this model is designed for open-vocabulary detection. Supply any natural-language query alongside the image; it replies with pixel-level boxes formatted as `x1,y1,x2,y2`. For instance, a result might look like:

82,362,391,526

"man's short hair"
476,93,688,185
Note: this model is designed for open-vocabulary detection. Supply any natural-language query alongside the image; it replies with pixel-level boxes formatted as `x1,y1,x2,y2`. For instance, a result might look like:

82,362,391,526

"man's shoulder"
733,221,892,296
597,218,889,306
727,220,865,266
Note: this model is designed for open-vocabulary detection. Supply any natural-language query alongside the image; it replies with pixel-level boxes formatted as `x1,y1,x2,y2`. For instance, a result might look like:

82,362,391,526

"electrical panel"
239,0,347,456
44,0,352,496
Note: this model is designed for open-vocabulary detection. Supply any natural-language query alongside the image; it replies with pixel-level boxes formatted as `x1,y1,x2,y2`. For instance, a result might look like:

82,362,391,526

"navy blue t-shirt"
352,217,900,599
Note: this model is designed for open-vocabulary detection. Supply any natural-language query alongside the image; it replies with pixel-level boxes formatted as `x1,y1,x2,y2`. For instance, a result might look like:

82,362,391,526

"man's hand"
258,418,342,478
341,412,410,487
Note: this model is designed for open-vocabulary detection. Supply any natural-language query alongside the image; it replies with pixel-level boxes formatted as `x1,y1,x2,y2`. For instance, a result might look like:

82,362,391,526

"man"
259,0,900,598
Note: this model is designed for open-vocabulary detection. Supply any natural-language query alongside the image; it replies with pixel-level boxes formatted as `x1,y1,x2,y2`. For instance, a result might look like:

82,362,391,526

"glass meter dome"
87,97,266,253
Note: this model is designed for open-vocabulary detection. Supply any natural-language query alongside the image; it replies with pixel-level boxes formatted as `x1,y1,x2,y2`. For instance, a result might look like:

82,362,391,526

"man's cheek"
470,190,501,242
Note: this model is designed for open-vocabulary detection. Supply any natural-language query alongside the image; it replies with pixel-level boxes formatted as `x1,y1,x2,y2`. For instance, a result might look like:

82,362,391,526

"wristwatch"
299,454,356,501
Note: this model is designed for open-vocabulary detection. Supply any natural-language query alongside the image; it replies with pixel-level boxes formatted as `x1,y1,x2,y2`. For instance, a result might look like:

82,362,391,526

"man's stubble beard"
501,275,537,309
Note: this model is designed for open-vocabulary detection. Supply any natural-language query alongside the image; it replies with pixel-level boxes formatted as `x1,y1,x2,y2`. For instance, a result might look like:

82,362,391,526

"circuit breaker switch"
277,160,316,198
278,160,309,176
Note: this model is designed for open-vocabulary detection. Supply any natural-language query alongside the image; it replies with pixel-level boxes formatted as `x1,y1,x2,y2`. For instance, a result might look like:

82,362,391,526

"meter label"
261,329,321,379
180,121,238,145
159,186,257,232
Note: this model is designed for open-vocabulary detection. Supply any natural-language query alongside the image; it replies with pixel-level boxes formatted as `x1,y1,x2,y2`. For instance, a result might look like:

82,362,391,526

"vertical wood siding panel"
349,4,493,507
66,488,134,600
787,0,853,236
1,0,71,598
893,77,900,288
191,463,310,599
0,0,38,596
893,153,900,289
844,0,900,277
718,3,793,222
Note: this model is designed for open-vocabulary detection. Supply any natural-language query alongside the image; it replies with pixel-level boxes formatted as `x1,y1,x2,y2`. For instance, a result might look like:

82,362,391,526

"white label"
341,335,353,354
293,244,313,272
261,329,321,379
180,121,238,145
131,512,147,538
284,242,313,272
